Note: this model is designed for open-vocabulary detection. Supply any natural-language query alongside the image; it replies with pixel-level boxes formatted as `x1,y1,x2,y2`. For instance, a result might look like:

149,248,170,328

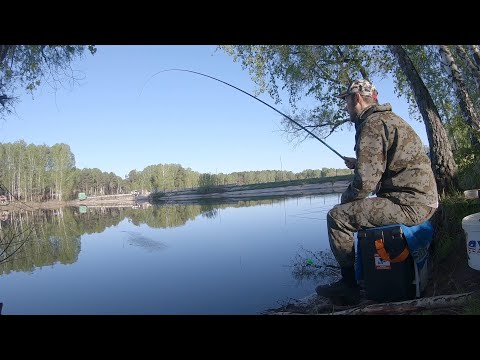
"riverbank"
0,180,351,210
151,180,350,204
0,194,154,211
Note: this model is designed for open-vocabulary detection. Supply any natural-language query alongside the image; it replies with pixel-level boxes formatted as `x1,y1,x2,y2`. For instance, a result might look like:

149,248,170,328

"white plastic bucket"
462,212,480,271
464,189,480,199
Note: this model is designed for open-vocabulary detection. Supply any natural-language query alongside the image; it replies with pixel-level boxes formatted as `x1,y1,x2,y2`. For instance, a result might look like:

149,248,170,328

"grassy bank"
432,194,480,262
151,174,354,200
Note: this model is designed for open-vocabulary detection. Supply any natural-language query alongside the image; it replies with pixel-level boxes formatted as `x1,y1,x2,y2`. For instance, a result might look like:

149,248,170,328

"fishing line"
140,68,346,161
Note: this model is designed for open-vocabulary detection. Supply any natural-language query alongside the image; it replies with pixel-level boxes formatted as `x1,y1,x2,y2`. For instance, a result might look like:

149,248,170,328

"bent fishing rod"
141,68,346,161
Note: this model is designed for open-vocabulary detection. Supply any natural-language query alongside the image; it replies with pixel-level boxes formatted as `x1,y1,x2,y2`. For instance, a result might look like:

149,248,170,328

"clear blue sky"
0,45,429,179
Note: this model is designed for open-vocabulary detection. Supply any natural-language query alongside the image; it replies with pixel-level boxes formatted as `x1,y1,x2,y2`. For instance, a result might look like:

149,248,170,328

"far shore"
153,180,350,204
0,180,350,210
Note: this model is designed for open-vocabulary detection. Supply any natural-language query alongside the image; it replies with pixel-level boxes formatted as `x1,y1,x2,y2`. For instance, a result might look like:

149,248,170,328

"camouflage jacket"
341,103,438,207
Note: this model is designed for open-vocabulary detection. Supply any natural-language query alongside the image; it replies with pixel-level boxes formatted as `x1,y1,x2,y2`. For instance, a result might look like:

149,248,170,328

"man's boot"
315,266,360,305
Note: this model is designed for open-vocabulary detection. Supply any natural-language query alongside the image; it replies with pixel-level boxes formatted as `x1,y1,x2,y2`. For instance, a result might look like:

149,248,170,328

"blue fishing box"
356,221,433,303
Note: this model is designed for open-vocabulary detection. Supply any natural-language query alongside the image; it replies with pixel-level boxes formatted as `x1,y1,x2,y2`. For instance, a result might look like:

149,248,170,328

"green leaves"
219,45,398,142
0,45,96,120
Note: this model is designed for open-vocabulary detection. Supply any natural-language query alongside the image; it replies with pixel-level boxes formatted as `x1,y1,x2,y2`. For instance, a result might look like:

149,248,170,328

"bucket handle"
374,238,410,263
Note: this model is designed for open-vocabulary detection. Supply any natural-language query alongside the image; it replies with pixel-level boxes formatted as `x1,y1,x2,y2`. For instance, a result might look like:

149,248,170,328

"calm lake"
0,193,341,314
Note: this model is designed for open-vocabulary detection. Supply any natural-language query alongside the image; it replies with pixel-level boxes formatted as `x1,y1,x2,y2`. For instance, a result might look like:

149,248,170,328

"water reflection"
0,194,343,314
121,231,167,252
0,208,81,275
0,197,288,275
290,246,340,286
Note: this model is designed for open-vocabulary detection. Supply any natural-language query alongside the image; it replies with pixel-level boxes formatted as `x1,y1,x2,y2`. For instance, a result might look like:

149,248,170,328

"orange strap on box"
374,239,409,263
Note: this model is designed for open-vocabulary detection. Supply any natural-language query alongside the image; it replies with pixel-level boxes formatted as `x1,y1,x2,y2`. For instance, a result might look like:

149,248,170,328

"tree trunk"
388,45,459,197
0,45,11,64
454,45,480,93
470,45,480,67
439,45,480,144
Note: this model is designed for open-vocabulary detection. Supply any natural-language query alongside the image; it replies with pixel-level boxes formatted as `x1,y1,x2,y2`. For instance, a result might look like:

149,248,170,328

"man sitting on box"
315,79,439,305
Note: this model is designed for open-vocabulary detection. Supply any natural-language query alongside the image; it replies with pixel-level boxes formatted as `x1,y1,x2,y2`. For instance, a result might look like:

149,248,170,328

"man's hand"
344,157,357,169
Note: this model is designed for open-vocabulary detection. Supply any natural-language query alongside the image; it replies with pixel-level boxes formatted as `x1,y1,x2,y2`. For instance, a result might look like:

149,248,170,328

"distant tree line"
0,140,353,202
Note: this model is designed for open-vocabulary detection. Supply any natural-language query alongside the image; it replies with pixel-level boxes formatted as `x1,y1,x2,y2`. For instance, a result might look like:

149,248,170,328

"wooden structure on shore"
73,193,138,206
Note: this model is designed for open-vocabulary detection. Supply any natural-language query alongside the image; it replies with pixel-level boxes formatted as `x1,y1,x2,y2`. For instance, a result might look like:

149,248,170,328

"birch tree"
438,45,480,143
454,45,480,93
470,45,480,67
50,143,75,201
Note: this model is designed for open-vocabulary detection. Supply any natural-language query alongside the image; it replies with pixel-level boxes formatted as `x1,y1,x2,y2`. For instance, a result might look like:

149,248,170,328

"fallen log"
263,293,375,315
326,291,477,315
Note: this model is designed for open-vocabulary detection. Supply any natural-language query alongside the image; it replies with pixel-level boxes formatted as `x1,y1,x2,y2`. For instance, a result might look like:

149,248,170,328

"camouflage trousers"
327,197,437,268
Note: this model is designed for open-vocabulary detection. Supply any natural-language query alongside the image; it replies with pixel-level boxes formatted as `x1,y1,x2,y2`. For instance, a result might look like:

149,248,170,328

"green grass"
198,175,354,193
432,193,480,263
250,174,353,188
152,174,354,199
463,296,480,315
196,186,228,194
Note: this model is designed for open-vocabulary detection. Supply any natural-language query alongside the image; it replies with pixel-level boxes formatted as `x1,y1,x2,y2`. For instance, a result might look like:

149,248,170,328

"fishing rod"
140,68,346,161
